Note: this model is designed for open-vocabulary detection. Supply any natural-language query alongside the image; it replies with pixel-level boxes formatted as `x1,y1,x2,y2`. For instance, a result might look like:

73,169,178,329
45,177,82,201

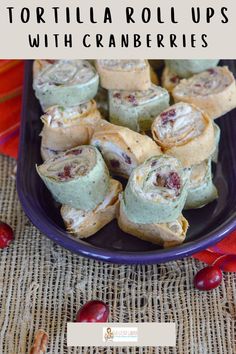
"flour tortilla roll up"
90,121,162,178
162,66,181,93
121,155,188,224
95,60,151,91
151,103,215,167
33,60,99,111
61,179,122,238
172,67,236,120
109,84,169,132
40,100,102,151
184,159,218,210
165,60,219,78
36,146,110,211
118,203,188,248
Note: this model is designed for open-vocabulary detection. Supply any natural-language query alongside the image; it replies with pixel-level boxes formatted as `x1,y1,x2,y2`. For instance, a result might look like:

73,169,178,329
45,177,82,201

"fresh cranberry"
122,153,132,165
160,109,176,125
110,159,120,168
0,222,14,249
76,300,109,323
194,266,223,291
166,172,181,191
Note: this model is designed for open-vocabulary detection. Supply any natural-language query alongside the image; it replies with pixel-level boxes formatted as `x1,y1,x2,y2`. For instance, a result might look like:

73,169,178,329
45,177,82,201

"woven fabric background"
0,154,235,354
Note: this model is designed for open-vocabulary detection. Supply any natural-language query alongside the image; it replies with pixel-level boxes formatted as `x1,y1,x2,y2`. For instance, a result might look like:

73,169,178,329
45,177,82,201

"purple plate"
17,60,236,264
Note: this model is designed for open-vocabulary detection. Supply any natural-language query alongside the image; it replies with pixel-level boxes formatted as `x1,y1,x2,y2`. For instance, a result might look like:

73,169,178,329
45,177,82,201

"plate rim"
16,60,236,265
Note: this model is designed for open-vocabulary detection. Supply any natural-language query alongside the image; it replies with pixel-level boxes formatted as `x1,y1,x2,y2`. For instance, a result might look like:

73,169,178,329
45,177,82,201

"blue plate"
17,60,236,264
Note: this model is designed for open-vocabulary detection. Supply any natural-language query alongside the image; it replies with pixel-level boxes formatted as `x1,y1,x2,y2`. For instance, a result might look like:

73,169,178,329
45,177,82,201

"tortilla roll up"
36,146,110,211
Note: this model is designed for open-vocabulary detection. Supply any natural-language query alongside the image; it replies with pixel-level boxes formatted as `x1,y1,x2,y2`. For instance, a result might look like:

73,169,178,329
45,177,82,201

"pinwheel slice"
40,100,102,152
121,155,188,224
165,60,219,78
33,60,99,111
118,203,189,248
90,121,162,178
172,67,236,119
36,146,110,211
61,179,122,238
162,66,181,93
151,102,215,167
184,159,218,210
95,60,151,91
109,84,169,132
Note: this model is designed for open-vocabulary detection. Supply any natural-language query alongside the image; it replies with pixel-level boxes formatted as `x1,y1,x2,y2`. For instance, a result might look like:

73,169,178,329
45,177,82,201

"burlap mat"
0,154,235,354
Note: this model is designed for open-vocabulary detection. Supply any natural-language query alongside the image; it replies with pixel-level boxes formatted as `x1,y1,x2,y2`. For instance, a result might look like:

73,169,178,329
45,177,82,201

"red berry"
76,300,109,323
194,266,222,291
0,222,14,249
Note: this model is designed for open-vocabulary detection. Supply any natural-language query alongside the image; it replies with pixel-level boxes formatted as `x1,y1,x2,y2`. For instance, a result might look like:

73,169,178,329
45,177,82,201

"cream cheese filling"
154,103,206,146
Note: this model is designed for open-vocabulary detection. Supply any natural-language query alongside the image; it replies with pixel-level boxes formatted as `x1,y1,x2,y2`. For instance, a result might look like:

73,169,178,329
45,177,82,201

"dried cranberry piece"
66,148,82,156
207,68,215,75
122,153,132,164
127,94,136,103
151,160,157,167
45,59,56,64
113,92,121,99
166,172,181,191
58,165,72,180
160,109,176,125
110,159,120,168
153,173,166,187
170,75,180,84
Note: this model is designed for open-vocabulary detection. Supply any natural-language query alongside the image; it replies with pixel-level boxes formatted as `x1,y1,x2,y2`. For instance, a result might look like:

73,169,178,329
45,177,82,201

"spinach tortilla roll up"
121,155,188,224
61,179,122,238
95,60,151,91
90,121,162,178
118,203,188,248
33,60,99,111
162,66,181,93
165,60,219,78
151,102,215,168
36,146,110,211
109,85,169,132
172,67,236,120
184,159,218,210
40,100,102,151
